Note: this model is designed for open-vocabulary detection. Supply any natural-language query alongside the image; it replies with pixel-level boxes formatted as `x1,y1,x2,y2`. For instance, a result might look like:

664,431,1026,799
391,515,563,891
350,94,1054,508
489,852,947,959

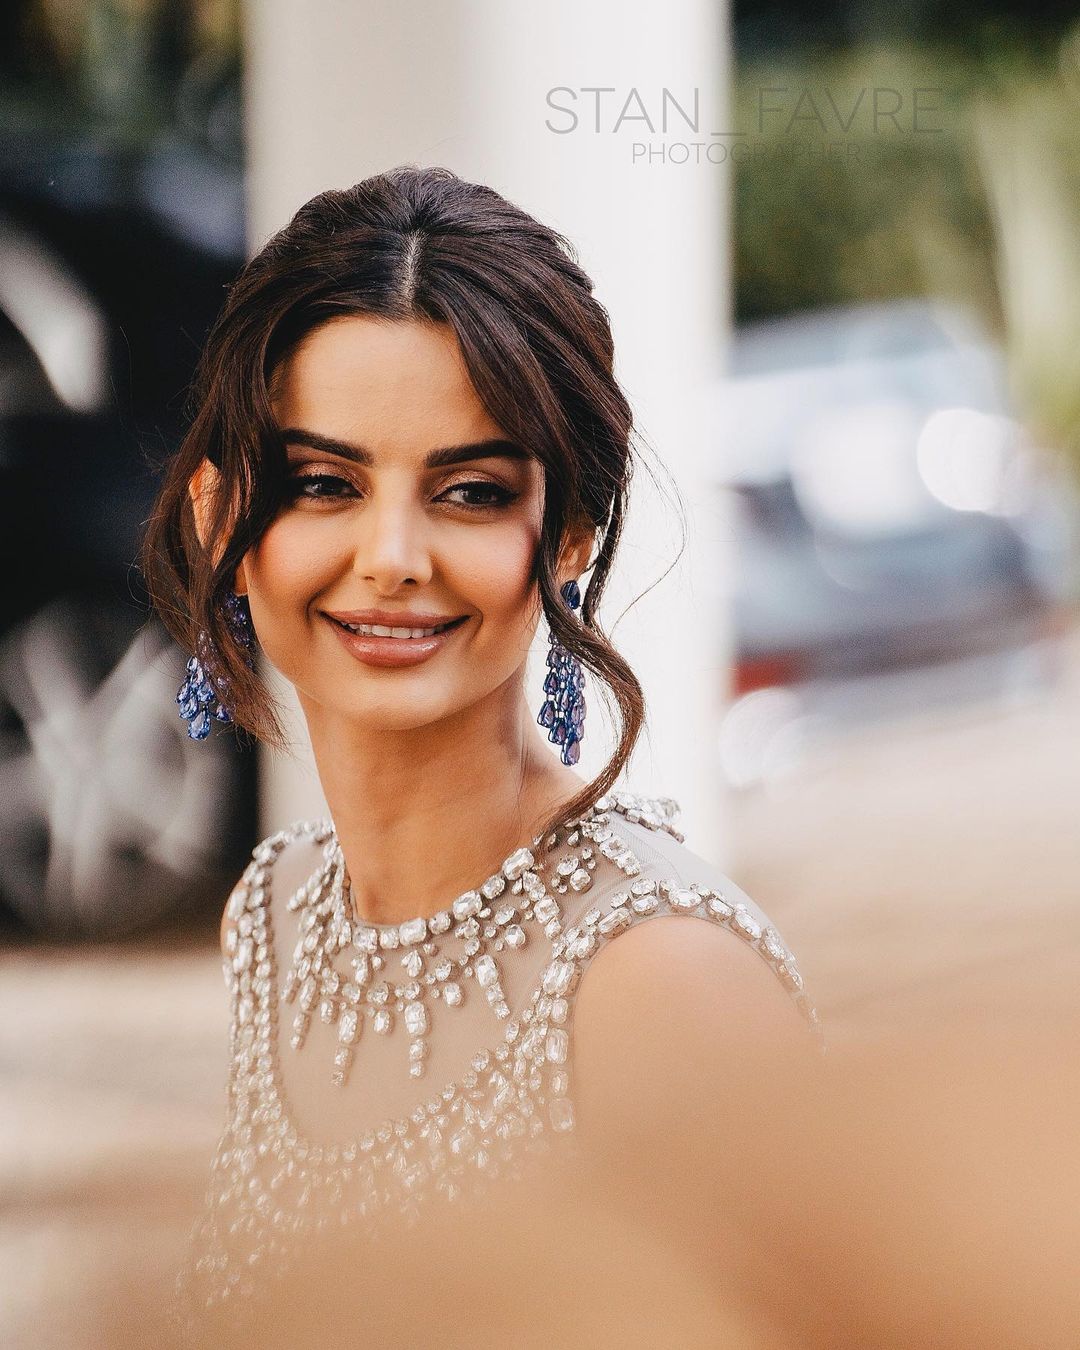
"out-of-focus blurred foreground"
2,0,1080,1346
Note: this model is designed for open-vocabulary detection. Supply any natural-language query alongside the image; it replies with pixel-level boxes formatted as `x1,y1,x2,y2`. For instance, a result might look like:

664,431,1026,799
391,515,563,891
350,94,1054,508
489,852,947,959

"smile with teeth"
334,618,461,639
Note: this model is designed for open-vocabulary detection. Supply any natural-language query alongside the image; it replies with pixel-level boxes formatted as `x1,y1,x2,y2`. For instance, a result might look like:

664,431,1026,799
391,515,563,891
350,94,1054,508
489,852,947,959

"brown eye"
285,472,356,500
439,481,518,509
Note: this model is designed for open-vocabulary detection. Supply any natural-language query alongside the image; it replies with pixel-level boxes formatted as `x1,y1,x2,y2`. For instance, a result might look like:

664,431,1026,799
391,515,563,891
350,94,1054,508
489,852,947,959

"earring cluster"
176,590,257,740
537,579,587,766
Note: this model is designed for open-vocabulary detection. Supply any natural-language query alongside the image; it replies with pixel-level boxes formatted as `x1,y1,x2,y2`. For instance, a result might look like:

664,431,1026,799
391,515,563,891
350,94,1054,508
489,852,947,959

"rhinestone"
502,847,535,881
597,908,631,936
353,928,378,954
533,895,559,924
671,888,701,910
481,875,506,900
504,924,526,949
545,1028,569,1064
568,869,592,892
631,894,658,915
373,1009,393,1035
543,961,577,996
474,955,499,988
708,895,734,920
442,981,463,1007
399,917,427,946
452,892,482,922
378,928,399,950
550,997,568,1023
402,950,424,979
429,911,452,935
369,981,390,1006
568,933,595,959
404,1002,428,1036
732,907,762,942
338,1011,359,1044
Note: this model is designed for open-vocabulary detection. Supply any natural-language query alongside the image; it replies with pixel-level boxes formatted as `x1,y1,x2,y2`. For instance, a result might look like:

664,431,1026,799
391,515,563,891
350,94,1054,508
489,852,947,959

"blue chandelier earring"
537,578,587,766
176,590,257,741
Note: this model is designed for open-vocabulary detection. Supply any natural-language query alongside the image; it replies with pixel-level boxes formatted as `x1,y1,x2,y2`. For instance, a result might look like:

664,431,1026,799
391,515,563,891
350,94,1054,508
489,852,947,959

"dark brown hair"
140,163,665,842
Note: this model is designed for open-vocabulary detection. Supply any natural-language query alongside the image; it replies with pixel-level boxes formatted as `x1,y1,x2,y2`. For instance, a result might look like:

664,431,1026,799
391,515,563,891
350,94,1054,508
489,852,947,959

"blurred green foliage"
734,29,1080,467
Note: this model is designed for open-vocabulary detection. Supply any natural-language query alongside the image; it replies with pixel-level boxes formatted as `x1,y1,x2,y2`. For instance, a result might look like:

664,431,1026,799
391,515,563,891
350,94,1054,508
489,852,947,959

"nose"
352,490,434,590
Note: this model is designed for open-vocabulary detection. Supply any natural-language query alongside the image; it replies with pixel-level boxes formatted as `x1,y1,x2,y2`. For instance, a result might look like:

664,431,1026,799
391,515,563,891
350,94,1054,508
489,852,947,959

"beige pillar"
242,0,732,859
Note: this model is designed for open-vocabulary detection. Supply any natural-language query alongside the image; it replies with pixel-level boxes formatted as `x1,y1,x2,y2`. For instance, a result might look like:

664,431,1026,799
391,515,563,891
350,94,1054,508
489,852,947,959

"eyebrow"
280,428,530,469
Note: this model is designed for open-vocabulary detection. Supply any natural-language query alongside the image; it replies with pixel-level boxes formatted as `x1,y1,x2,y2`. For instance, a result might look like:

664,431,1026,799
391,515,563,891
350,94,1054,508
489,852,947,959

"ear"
557,518,597,592
188,458,248,594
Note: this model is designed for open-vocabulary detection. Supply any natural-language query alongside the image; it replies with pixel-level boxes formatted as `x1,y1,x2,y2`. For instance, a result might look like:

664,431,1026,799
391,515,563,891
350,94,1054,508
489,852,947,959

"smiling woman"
137,165,819,1343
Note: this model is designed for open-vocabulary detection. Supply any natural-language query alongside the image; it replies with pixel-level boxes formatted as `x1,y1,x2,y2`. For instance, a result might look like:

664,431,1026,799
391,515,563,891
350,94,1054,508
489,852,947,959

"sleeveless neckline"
255,798,615,1159
327,813,572,939
175,790,821,1332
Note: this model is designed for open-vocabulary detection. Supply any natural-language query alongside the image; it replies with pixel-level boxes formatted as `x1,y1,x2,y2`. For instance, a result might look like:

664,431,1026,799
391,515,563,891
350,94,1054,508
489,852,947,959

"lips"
330,616,463,639
324,613,469,669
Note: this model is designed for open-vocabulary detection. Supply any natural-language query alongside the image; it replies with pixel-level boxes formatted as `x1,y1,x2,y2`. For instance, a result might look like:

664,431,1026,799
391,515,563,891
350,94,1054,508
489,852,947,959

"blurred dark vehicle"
718,301,1075,786
0,25,256,938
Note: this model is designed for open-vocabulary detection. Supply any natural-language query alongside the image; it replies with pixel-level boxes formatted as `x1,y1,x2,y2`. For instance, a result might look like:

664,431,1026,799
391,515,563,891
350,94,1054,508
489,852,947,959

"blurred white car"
715,300,1076,787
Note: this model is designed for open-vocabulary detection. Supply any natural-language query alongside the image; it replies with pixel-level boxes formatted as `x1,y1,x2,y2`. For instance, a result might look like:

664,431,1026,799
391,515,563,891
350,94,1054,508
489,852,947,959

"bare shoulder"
570,911,815,1145
574,911,810,1051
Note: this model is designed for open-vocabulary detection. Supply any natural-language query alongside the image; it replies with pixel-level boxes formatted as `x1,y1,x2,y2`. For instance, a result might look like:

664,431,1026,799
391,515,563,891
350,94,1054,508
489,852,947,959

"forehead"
269,315,505,450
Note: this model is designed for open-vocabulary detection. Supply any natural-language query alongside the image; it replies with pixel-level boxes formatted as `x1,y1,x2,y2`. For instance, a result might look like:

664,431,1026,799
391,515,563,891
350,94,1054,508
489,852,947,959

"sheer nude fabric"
170,791,818,1338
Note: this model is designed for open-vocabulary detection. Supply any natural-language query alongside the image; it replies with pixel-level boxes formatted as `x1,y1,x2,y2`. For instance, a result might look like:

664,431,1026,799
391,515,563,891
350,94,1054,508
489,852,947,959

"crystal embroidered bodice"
171,791,820,1334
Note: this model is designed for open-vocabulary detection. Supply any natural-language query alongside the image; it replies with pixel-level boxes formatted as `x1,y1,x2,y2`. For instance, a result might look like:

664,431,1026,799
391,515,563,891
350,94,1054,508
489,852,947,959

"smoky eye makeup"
280,459,523,510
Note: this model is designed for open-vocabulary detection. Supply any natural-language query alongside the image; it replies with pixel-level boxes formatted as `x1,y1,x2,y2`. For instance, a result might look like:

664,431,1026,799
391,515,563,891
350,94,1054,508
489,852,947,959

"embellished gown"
171,790,820,1339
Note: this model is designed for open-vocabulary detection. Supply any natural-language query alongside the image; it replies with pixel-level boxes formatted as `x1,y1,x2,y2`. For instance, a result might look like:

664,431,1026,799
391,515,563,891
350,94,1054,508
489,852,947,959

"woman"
142,165,821,1340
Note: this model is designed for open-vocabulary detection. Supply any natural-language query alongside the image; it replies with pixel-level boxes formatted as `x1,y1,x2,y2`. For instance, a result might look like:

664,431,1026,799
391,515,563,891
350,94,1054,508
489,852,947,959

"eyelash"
283,472,519,511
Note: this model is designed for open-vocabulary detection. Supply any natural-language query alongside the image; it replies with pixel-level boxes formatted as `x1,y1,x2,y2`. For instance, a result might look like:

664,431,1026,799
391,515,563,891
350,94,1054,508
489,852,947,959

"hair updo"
140,164,653,840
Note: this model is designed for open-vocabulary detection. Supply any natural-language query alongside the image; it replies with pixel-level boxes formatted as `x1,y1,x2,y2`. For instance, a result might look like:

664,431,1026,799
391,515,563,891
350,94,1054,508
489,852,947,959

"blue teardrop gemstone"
189,708,211,740
537,700,556,728
564,736,581,765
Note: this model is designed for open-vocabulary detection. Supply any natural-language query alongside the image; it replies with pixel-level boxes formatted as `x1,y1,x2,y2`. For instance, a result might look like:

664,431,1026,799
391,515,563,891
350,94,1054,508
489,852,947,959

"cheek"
246,518,336,605
452,521,540,627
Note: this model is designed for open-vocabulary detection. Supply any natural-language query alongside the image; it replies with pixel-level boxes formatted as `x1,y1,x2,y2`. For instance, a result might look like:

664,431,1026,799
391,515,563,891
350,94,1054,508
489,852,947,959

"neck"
300,686,586,928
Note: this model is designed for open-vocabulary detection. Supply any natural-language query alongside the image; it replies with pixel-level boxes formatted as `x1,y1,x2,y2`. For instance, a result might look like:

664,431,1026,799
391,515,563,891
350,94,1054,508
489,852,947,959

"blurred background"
2,0,1080,1346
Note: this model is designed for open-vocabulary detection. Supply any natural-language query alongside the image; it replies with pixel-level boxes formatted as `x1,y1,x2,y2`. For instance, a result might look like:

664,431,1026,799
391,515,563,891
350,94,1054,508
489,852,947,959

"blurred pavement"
4,634,1080,1343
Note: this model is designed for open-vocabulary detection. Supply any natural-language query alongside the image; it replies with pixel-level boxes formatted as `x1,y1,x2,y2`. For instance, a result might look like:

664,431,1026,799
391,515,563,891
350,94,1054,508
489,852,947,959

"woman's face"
236,315,561,733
